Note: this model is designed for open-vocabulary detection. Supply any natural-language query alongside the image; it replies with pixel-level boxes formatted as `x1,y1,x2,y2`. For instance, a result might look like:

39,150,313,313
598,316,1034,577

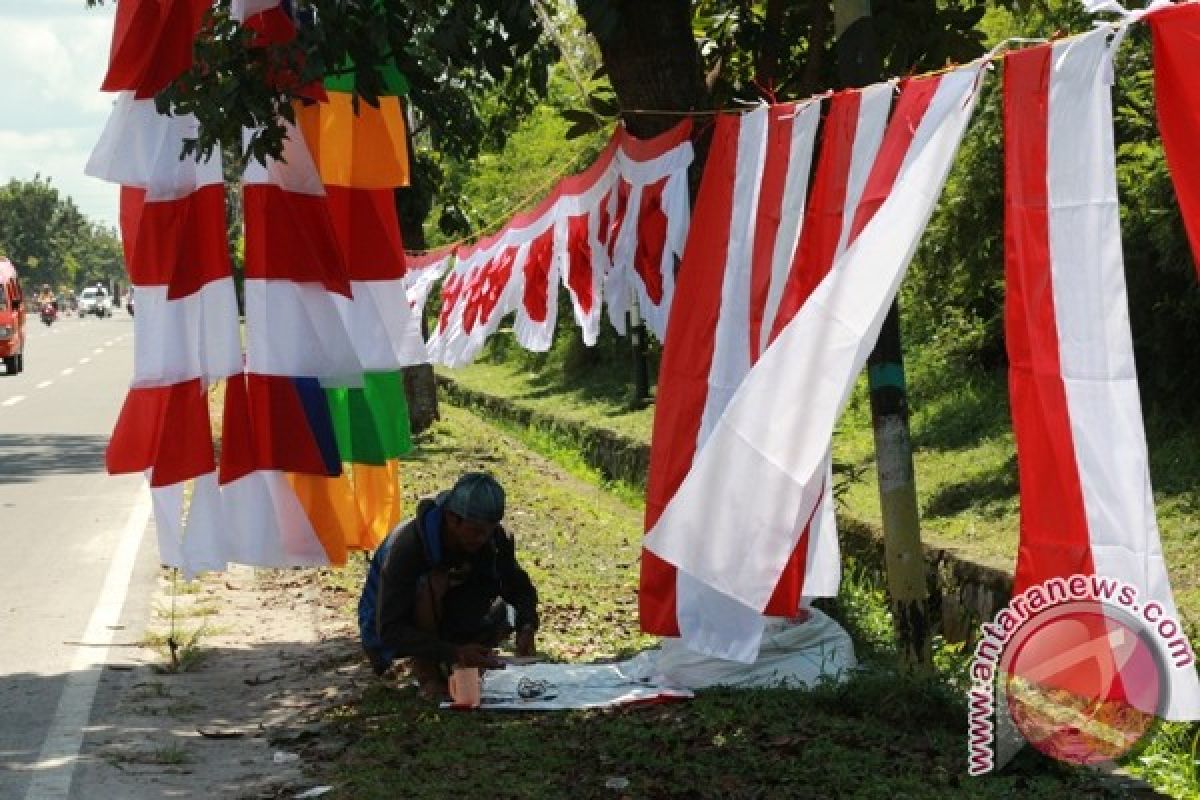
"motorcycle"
40,302,57,326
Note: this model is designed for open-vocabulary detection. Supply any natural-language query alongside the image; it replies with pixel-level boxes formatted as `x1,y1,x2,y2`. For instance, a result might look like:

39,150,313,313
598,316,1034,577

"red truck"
0,258,26,375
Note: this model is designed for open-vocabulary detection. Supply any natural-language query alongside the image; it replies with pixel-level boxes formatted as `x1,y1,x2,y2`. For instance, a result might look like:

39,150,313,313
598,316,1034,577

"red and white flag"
1004,29,1200,720
1146,2,1200,280
641,84,892,652
643,63,985,661
90,0,242,577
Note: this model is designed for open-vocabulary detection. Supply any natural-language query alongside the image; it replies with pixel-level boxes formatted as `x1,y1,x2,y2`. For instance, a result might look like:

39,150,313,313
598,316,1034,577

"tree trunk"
395,106,440,436
834,0,930,668
585,1,709,140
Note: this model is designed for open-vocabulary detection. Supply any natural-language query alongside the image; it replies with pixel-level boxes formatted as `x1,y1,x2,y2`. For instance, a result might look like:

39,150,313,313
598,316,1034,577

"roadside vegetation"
319,405,1144,799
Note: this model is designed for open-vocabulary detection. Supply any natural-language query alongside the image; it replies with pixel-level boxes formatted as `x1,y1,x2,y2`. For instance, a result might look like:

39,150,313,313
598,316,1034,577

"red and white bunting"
427,121,693,364
403,247,455,317
1004,29,1200,720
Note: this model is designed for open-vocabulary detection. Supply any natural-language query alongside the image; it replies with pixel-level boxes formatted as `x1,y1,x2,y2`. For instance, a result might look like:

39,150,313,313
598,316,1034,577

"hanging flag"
643,63,985,661
426,121,693,365
404,247,455,315
1145,3,1200,280
603,123,694,341
640,85,891,648
1004,30,1200,721
216,373,340,567
91,0,242,577
100,0,207,99
242,121,362,386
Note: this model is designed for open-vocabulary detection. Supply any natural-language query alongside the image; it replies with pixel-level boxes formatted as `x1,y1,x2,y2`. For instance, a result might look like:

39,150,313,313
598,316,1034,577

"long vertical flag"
90,0,243,578
643,63,985,661
1004,29,1200,720
641,84,896,650
1145,2,1200,280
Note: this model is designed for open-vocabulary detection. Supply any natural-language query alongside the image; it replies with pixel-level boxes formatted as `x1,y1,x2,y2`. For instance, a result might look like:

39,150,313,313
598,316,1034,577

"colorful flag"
643,63,985,661
1004,30,1199,720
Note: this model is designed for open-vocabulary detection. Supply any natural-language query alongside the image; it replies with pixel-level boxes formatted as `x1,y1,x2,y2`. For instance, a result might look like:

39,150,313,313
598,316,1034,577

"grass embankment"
320,404,1133,799
441,359,1200,629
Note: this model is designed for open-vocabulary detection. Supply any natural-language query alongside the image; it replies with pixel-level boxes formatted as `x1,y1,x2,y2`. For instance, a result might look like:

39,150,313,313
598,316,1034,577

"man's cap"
442,472,505,524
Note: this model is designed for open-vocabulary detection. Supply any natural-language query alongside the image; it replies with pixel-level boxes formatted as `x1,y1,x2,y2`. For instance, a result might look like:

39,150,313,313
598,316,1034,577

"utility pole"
834,0,931,667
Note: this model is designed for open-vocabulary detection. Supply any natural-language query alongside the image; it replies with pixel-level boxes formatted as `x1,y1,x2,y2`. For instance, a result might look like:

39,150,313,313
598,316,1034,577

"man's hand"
514,626,536,658
454,643,505,669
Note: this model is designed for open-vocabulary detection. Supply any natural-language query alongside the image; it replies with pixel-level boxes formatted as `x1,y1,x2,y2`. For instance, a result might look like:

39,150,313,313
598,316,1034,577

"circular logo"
999,602,1167,766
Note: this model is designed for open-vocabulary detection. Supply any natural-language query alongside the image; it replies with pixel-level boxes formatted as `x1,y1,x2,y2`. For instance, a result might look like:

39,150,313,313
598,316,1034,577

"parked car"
0,259,26,374
78,286,113,317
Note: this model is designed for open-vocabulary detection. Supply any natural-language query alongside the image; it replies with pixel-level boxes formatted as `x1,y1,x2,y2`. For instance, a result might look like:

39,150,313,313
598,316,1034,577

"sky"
0,1,119,229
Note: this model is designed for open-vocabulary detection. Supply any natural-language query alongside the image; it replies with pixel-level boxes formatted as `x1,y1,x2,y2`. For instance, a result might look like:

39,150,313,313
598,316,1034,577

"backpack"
357,508,444,663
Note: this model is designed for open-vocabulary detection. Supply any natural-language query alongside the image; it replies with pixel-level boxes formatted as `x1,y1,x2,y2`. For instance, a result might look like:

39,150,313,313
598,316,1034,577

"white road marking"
2,395,25,407
92,348,103,355
35,381,52,390
60,368,74,377
23,486,151,800
78,358,90,365
104,341,113,347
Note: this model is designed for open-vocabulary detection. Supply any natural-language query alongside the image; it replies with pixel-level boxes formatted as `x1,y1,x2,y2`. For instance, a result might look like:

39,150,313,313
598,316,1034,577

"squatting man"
358,472,539,698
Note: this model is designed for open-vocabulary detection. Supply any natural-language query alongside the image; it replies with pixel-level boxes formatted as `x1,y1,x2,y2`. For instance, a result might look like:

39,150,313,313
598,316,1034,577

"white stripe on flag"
333,279,429,370
644,65,984,659
220,471,331,568
759,102,821,354
243,280,363,384
1046,31,1200,720
132,281,242,385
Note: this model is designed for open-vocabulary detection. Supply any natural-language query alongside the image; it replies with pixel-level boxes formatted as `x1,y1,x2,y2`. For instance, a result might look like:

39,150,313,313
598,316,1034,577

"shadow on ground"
0,434,109,485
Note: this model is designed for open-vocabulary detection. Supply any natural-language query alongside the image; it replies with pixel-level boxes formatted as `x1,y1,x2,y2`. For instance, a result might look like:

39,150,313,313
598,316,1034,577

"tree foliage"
0,177,124,292
904,6,1200,413
84,0,558,170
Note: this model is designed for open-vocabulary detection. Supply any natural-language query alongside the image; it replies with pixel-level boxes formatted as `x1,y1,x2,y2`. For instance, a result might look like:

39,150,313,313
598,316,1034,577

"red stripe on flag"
1148,3,1200,280
101,0,206,97
521,228,555,324
218,374,256,485
762,76,941,616
217,373,333,482
121,185,231,297
565,214,595,315
437,271,464,335
1004,45,1094,592
768,91,862,341
847,76,942,244
107,379,215,487
325,187,407,282
633,176,669,306
748,104,796,363
640,115,741,636
243,185,352,296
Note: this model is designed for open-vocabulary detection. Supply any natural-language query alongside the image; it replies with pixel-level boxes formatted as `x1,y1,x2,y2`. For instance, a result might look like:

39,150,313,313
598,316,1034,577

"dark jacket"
375,497,538,663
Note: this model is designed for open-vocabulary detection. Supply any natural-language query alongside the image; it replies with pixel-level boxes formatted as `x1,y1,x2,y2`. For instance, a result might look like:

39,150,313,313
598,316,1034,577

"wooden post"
834,0,931,667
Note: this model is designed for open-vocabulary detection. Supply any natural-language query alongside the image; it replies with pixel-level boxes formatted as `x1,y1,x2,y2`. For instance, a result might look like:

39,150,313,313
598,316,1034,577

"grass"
316,403,1134,799
423,358,1200,798
446,358,1200,630
141,625,215,674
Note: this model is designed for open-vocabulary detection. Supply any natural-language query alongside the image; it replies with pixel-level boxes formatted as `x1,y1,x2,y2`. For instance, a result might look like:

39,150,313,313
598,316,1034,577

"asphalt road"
0,311,160,799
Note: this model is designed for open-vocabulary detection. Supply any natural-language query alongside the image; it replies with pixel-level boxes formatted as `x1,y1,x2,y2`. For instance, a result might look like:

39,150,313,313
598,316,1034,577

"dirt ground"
74,562,369,799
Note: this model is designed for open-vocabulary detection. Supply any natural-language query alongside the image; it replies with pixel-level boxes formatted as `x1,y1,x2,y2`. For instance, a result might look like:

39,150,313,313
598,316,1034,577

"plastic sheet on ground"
442,608,855,711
